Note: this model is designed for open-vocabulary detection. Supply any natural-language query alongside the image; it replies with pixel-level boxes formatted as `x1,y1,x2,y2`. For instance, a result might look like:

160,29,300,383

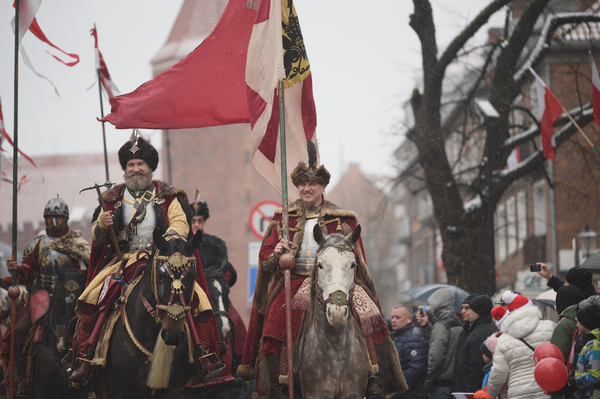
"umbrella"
534,289,556,309
579,250,600,272
401,283,470,314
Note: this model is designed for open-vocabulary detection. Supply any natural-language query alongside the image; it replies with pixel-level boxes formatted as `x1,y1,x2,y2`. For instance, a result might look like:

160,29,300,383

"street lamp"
577,224,597,260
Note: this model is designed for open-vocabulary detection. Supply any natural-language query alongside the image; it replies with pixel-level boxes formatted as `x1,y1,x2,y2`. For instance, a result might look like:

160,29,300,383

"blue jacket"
392,322,428,397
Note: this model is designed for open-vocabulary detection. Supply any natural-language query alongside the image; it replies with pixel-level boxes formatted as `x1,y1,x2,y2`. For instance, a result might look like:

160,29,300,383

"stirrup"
193,346,225,382
69,357,92,388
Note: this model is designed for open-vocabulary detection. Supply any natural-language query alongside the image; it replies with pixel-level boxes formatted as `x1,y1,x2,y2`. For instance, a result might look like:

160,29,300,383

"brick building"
394,0,600,295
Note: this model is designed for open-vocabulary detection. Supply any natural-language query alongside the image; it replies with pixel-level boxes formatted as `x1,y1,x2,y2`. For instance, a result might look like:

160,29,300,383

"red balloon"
534,358,568,392
534,342,565,365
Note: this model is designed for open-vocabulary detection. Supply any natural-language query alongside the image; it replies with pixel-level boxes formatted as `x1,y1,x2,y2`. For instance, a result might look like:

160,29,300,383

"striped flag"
0,98,44,182
529,67,563,161
590,52,600,127
246,0,317,197
91,27,120,99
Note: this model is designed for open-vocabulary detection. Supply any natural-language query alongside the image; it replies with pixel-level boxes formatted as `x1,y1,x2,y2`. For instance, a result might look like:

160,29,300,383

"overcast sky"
0,0,504,188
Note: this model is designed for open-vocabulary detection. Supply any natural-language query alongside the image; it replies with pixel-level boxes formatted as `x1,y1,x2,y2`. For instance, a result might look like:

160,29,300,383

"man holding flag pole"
238,1,405,398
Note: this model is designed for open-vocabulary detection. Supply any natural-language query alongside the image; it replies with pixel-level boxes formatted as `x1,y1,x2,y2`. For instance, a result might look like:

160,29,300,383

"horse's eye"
350,262,356,269
318,263,323,269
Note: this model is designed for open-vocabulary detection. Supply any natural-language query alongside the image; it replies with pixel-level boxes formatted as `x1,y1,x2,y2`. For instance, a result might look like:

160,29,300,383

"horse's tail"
147,335,174,389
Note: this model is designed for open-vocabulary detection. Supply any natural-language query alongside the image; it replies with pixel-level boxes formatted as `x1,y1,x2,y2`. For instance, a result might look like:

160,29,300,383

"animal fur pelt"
49,229,91,262
101,180,189,204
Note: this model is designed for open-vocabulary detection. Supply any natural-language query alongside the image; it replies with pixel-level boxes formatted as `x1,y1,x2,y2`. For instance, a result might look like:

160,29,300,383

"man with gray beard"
70,136,220,385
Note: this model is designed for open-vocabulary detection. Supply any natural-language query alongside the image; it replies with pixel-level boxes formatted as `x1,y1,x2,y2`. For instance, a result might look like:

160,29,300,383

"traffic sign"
248,200,281,240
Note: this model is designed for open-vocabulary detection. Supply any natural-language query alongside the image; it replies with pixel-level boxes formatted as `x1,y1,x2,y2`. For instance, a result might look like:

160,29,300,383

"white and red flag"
246,0,317,197
529,67,563,161
91,27,119,99
102,0,256,128
590,52,600,127
0,98,44,182
11,0,79,95
507,146,521,170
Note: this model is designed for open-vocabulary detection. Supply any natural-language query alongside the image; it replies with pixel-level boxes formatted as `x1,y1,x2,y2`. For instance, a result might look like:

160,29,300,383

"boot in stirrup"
193,344,225,382
69,357,92,387
365,372,385,399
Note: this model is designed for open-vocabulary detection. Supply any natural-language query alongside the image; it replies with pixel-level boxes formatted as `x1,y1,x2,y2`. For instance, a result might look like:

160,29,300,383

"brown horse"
295,225,371,399
94,230,202,399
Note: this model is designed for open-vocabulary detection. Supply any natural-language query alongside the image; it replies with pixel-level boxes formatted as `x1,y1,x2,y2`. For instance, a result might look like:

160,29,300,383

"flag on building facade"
507,146,521,170
246,0,317,196
102,0,256,129
529,67,563,161
91,27,119,99
590,52,600,127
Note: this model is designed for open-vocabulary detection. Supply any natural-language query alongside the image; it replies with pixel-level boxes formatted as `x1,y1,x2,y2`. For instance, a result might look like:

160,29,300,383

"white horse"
296,225,371,399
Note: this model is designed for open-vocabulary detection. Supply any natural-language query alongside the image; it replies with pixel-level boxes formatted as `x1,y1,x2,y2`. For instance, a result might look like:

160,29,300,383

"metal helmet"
43,196,69,218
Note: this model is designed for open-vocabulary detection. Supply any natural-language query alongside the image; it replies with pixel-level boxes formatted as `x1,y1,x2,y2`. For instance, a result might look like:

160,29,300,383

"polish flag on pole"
507,146,521,170
246,0,317,197
590,52,600,127
91,27,120,99
529,67,563,161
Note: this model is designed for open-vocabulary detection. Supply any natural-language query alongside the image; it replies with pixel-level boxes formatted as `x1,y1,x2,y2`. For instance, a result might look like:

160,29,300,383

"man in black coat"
390,305,428,399
452,295,497,393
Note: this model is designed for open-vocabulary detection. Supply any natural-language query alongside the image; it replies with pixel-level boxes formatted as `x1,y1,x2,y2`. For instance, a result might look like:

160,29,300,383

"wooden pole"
562,106,600,157
9,1,20,397
95,24,110,182
277,79,294,399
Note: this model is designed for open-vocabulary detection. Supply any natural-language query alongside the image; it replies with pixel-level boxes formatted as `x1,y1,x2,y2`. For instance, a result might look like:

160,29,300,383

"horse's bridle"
151,250,196,320
313,242,355,311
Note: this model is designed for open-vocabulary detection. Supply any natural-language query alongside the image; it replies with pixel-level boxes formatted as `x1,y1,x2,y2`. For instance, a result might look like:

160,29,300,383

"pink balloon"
534,342,565,365
534,358,568,392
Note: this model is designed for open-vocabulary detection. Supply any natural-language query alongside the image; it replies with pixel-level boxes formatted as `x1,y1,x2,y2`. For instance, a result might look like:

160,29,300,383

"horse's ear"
313,224,326,245
345,225,361,247
186,230,203,253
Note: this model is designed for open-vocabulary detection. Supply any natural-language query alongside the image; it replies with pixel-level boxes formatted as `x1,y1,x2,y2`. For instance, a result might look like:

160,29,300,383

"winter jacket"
453,315,498,392
453,322,471,386
551,304,578,365
487,306,556,399
423,289,462,390
574,329,600,399
392,323,428,398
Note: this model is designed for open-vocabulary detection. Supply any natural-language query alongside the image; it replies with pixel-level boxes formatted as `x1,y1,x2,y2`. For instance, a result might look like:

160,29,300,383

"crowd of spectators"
390,264,600,399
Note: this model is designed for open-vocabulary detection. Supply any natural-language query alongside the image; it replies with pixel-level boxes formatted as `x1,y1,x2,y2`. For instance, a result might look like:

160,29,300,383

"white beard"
124,171,153,192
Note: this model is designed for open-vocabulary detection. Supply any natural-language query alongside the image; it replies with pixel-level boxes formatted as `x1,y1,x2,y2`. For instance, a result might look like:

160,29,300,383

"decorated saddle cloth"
291,278,387,336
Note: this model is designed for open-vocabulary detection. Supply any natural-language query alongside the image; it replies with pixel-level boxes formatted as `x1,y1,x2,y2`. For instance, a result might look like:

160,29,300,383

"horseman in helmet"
238,143,406,398
69,135,222,385
4,196,90,397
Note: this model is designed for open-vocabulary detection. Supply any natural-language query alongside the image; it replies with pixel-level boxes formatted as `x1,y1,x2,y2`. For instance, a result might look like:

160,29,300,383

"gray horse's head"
313,224,361,327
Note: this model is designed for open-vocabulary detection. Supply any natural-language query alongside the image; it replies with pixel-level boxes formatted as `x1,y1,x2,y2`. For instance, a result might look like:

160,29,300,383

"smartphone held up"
529,263,541,272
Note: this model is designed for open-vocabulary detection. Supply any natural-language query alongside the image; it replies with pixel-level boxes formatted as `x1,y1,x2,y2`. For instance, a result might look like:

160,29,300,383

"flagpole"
95,24,110,181
277,78,295,399
561,106,600,157
9,1,21,397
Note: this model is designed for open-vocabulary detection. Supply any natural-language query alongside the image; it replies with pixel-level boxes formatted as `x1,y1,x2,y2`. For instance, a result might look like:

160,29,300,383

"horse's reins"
119,249,197,357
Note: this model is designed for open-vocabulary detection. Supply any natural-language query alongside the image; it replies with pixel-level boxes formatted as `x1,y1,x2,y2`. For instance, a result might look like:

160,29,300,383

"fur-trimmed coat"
88,180,189,283
17,229,90,285
239,199,407,397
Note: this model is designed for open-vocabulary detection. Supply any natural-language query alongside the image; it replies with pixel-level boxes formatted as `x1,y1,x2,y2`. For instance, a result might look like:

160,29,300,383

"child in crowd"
562,303,600,399
474,332,506,399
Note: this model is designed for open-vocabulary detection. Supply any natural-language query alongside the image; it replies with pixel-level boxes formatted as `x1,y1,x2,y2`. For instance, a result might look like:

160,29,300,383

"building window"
517,190,526,249
497,203,507,262
533,180,547,236
507,196,517,255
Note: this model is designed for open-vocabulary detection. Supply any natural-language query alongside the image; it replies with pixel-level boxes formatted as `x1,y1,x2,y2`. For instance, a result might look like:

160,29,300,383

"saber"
79,181,123,261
